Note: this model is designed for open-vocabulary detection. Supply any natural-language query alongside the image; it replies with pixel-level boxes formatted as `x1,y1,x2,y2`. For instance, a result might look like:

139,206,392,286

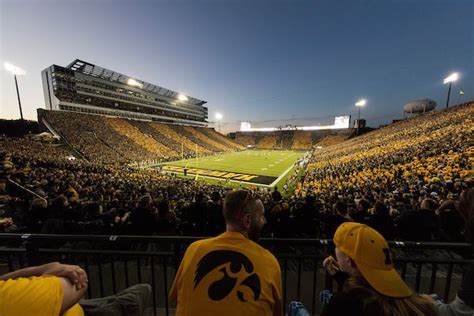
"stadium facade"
41,59,208,126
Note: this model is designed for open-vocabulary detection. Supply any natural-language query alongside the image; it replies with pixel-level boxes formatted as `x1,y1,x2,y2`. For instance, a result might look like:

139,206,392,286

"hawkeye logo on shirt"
194,250,261,302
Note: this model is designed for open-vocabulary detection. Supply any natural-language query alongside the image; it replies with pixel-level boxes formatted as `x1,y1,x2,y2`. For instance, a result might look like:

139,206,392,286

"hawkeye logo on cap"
194,250,261,302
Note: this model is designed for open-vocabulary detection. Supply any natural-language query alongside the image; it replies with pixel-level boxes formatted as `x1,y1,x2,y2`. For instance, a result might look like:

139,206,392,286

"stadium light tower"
4,62,26,120
215,112,223,133
443,72,459,109
177,94,188,102
355,99,366,135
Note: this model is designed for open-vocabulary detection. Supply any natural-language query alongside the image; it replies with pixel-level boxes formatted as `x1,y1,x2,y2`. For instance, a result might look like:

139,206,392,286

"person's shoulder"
248,241,280,267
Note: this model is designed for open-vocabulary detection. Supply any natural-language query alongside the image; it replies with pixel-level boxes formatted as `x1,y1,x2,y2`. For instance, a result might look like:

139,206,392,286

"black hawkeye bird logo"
194,250,261,302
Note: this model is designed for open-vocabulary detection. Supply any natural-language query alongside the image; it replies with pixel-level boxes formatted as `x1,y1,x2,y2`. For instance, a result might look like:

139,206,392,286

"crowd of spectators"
291,131,313,150
0,103,472,245
183,126,231,152
41,110,241,165
257,135,278,149
198,127,245,150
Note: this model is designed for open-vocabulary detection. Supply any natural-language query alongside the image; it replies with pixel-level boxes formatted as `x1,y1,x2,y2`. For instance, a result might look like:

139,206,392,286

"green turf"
161,150,305,177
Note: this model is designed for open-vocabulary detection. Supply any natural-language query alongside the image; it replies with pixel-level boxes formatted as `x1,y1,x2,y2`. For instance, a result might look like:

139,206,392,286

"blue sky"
1,0,472,132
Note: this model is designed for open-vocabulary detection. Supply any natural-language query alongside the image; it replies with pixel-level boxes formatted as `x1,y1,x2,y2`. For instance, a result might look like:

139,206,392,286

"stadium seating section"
235,129,353,150
37,110,243,164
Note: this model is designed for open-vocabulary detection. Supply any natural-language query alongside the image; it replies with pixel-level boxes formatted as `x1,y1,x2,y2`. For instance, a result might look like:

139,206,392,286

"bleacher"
235,129,353,150
38,109,242,164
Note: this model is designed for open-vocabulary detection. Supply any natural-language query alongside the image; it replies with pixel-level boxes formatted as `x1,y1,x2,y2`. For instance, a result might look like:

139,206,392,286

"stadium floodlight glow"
3,62,26,120
177,94,188,101
215,112,223,133
355,99,366,135
443,73,459,84
127,78,143,88
443,72,459,108
355,99,366,107
4,62,26,75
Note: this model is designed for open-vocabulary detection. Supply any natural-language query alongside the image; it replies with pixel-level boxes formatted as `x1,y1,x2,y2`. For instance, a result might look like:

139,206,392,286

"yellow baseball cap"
334,222,413,298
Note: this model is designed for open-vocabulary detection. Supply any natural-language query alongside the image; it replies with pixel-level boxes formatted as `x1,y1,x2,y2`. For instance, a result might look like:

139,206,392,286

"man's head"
356,199,370,212
420,198,438,211
223,190,266,241
333,222,413,298
333,200,348,216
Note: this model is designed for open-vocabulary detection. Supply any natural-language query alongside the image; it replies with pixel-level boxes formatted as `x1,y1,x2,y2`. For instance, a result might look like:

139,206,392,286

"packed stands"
182,126,231,152
234,133,258,147
257,135,278,149
104,117,176,158
235,129,353,150
168,124,221,152
1,103,473,315
128,120,184,154
149,122,210,155
291,130,312,150
198,127,245,150
1,103,468,240
38,110,242,165
296,102,474,230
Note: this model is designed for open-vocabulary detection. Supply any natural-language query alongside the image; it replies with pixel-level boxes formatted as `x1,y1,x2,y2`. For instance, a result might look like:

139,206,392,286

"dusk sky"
1,0,473,132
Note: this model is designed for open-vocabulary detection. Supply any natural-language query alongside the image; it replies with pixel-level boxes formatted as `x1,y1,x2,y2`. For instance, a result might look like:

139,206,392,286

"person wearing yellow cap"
321,222,437,316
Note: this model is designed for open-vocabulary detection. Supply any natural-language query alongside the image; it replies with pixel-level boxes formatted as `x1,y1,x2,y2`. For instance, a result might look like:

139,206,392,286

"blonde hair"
343,277,438,316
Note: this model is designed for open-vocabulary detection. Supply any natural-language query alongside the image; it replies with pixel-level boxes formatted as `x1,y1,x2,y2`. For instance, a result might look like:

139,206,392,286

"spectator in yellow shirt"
0,262,87,316
170,189,283,316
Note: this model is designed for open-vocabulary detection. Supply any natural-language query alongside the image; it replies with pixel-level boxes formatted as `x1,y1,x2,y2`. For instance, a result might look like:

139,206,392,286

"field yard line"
269,162,296,187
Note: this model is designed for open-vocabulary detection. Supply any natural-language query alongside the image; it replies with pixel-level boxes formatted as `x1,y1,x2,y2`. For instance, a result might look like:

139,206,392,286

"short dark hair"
420,198,438,211
223,190,259,224
333,200,348,215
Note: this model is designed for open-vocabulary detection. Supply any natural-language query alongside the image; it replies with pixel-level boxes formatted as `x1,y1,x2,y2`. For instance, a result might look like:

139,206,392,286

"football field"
159,150,305,187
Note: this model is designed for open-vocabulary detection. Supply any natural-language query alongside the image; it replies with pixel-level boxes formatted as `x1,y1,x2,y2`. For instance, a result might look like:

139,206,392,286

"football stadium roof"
66,59,206,106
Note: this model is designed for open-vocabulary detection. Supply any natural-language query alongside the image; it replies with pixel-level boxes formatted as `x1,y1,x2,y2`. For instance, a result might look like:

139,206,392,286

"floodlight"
177,94,188,101
443,73,459,84
355,99,366,107
4,62,26,75
215,113,223,120
127,78,142,88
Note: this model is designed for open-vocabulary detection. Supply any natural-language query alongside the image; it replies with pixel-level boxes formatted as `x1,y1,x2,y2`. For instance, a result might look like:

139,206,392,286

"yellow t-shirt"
170,231,282,316
0,276,84,316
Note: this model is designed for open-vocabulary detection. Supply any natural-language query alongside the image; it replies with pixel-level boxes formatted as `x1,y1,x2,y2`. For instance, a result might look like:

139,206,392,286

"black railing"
0,234,472,316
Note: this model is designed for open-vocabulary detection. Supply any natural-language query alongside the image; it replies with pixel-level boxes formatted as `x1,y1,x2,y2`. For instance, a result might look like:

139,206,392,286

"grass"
158,150,305,188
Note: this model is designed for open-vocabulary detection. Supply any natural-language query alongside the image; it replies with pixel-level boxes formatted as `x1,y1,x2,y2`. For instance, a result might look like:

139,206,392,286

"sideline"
269,163,296,187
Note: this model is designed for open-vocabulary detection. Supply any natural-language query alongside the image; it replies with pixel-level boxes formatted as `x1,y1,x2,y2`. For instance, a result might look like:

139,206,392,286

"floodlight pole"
445,82,452,109
14,74,24,120
356,106,361,135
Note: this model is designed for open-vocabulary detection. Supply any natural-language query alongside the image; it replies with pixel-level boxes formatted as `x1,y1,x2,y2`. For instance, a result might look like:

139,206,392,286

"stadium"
1,2,473,316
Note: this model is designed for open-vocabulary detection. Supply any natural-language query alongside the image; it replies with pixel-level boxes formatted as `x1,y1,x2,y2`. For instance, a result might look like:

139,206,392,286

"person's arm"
60,277,88,314
0,262,88,290
421,294,474,316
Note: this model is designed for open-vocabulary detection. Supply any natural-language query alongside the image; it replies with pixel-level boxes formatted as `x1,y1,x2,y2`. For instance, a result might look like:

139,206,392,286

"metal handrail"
0,233,471,250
